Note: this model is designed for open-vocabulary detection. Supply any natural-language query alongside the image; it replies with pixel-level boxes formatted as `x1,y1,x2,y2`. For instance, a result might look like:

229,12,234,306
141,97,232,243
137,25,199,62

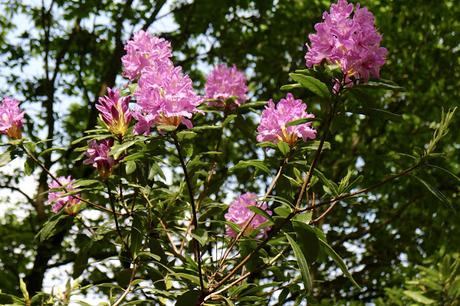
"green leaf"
248,205,274,222
427,164,460,183
277,141,290,156
318,237,361,289
130,214,145,258
292,221,319,264
36,214,73,242
237,101,267,110
111,140,137,160
136,251,161,262
222,114,237,127
239,239,263,272
177,130,197,141
175,290,200,306
74,179,100,188
360,79,403,91
274,205,292,217
230,160,271,175
285,233,313,293
286,118,312,127
412,175,449,204
190,125,221,132
289,73,330,98
73,240,93,278
157,124,178,132
301,140,331,152
191,228,208,247
24,157,36,175
351,107,402,121
280,83,303,91
19,278,29,303
125,160,137,175
403,290,435,304
0,149,12,166
149,163,165,181
314,169,339,196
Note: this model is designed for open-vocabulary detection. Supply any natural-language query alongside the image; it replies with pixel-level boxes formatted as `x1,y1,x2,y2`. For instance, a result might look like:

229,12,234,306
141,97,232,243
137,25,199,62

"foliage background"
0,0,458,304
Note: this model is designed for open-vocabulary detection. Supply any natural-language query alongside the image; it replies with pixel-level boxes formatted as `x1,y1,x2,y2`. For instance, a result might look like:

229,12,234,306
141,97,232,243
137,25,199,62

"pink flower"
205,64,248,108
0,97,24,139
305,0,387,84
257,93,316,146
83,139,116,178
47,176,80,214
96,88,132,137
134,65,201,132
121,30,173,80
225,193,272,238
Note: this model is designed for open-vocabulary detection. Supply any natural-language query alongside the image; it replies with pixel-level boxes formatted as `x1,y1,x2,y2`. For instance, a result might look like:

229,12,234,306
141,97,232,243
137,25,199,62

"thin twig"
105,180,129,251
112,263,138,306
207,161,421,296
21,144,118,215
172,133,205,293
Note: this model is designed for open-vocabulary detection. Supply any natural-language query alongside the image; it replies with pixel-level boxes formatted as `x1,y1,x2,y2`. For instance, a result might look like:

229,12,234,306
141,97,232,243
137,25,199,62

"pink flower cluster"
134,66,201,134
97,88,132,137
83,139,116,178
305,0,387,83
225,193,272,238
120,31,201,134
47,176,80,213
257,93,316,146
0,97,24,139
205,64,248,108
121,30,172,80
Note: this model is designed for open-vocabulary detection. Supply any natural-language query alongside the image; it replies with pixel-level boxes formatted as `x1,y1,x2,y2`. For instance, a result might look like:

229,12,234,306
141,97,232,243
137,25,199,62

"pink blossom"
205,64,248,108
305,0,387,83
0,97,24,139
257,93,316,146
83,139,116,178
121,30,173,80
47,176,80,213
134,65,201,132
96,88,132,137
132,111,156,135
224,193,272,238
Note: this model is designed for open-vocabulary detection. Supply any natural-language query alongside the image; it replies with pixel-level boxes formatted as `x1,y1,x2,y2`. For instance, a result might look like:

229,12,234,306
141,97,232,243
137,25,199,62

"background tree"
0,0,458,304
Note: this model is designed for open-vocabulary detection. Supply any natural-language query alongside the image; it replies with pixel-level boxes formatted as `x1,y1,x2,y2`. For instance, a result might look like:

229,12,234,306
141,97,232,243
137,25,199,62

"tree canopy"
0,0,458,305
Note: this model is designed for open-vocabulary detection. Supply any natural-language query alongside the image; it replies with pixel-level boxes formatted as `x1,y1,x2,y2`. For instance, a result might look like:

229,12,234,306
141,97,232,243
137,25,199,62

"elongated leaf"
130,214,145,258
351,107,402,121
289,73,330,98
318,237,360,288
286,118,312,127
427,164,460,183
314,169,339,196
248,205,274,222
361,79,404,91
230,160,271,175
175,290,200,306
111,140,137,159
403,290,435,304
285,233,313,293
0,149,12,166
280,83,302,91
36,214,73,242
125,160,137,175
277,141,290,156
292,221,319,264
412,175,449,204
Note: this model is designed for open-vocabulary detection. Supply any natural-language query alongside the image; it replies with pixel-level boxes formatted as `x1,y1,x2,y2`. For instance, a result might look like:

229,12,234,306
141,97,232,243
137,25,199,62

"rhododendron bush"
0,0,458,305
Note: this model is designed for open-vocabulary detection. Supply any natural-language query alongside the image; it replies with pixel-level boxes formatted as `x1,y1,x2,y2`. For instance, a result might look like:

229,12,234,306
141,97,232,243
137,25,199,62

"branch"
172,133,205,293
0,184,34,204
